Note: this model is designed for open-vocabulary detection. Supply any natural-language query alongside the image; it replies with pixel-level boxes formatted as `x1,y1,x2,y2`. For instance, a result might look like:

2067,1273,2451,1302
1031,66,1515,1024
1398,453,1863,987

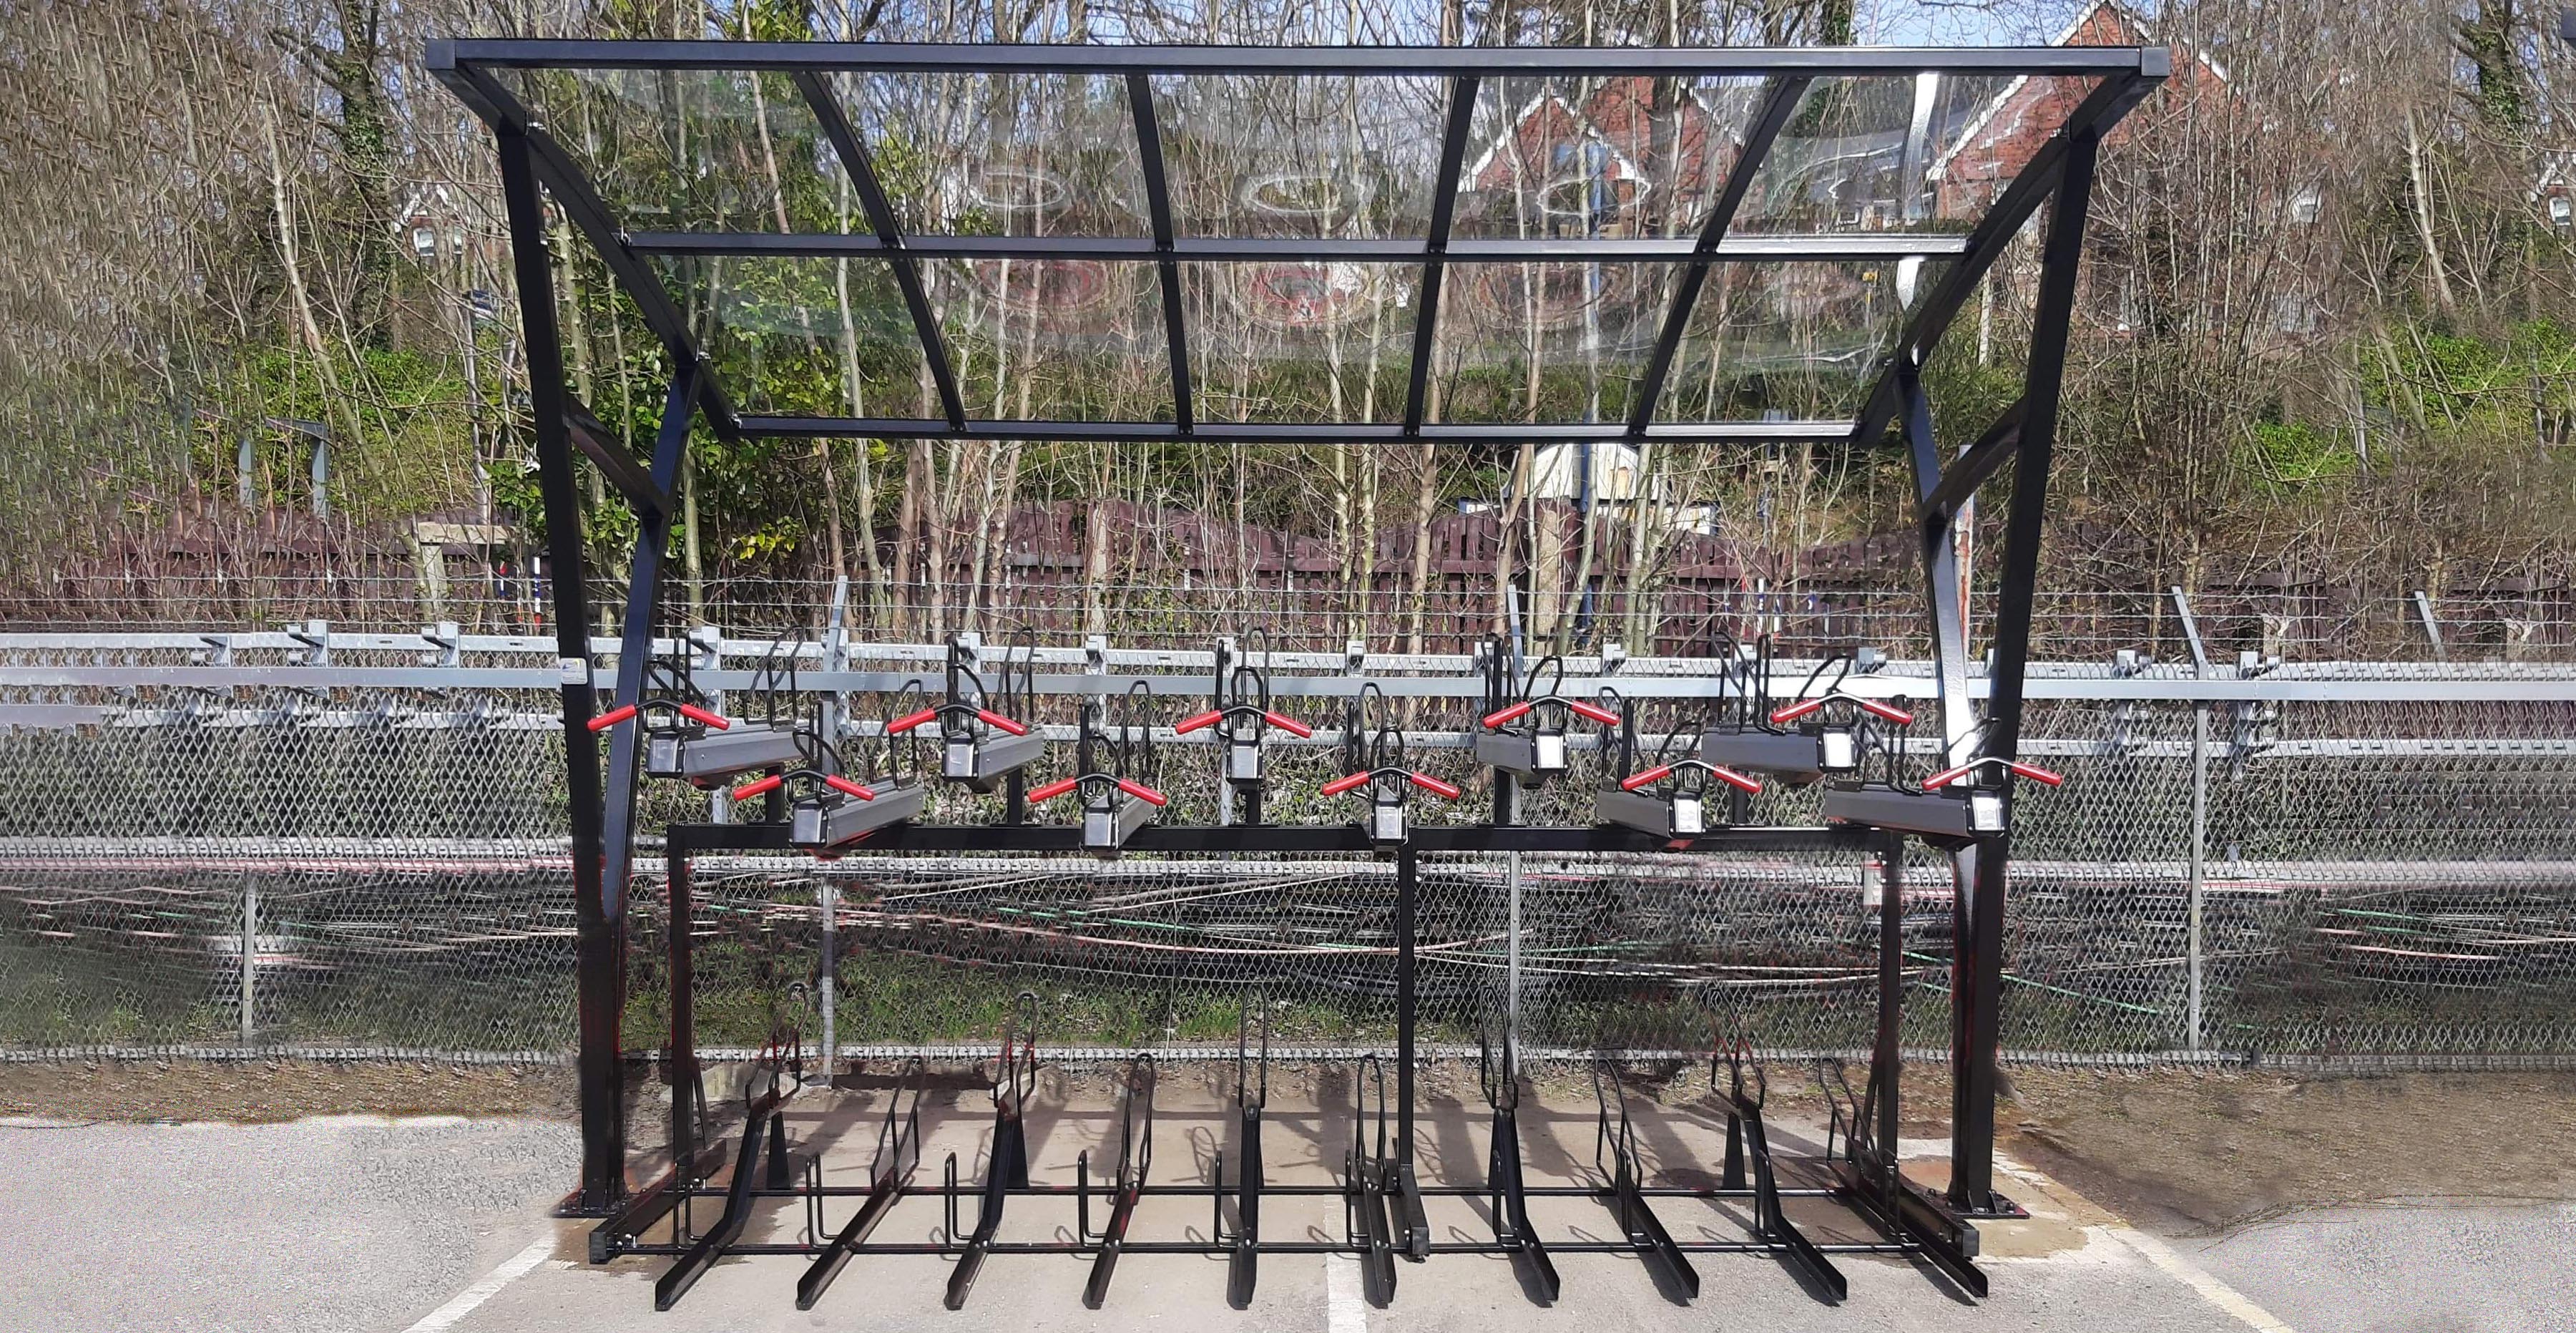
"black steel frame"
428,38,2166,1219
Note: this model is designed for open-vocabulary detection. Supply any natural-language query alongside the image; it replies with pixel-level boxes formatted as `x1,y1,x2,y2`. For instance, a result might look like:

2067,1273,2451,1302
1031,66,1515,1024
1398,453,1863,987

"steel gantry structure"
431,38,2165,1225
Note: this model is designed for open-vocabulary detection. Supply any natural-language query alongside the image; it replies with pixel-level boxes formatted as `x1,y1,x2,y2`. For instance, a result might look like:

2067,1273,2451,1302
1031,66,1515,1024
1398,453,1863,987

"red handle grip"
1116,778,1169,807
823,775,876,801
1922,763,1977,791
1321,771,1372,798
1174,709,1225,735
1709,765,1763,794
675,702,731,731
730,773,784,801
1769,698,1826,724
1567,699,1622,726
1481,700,1535,728
887,707,939,735
1622,763,1676,792
2004,760,2065,786
1029,776,1081,803
1858,699,1914,725
975,708,1029,736
587,703,638,732
1260,710,1313,738
1407,772,1462,800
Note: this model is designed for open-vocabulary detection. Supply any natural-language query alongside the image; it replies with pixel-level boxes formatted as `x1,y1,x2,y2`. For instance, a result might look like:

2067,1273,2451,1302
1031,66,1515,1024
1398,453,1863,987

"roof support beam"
1846,57,2168,449
1403,75,1481,436
1127,73,1195,435
564,399,676,519
428,63,740,438
791,71,966,429
1918,396,2025,524
1627,75,1813,435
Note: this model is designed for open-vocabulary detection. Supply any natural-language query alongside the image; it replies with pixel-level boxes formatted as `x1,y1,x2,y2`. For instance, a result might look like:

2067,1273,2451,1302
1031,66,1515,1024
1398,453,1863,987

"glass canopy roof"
431,41,2165,444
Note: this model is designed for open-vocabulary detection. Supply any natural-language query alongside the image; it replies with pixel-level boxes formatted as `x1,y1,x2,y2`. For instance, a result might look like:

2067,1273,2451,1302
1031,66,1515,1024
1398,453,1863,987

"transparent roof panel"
1733,74,2100,233
923,258,1171,421
1657,259,1944,421
1152,76,1448,238
1429,263,1680,424
505,69,845,233
657,255,931,416
832,71,1149,237
454,43,2150,434
1454,76,1766,242
1183,263,1417,423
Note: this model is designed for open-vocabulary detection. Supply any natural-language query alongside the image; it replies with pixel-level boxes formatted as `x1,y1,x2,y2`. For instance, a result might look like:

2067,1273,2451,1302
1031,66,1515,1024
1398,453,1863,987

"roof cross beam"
1626,74,1814,436
1127,73,1195,435
1402,74,1482,437
790,70,968,430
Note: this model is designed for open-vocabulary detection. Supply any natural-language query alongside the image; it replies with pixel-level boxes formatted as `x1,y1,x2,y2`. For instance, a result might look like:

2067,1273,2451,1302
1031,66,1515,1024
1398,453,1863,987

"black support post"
499,127,624,1212
1949,134,2102,1214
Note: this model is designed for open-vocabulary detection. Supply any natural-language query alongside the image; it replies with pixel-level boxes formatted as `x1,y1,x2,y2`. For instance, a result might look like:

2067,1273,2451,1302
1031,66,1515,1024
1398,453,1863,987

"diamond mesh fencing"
1,672,2570,1067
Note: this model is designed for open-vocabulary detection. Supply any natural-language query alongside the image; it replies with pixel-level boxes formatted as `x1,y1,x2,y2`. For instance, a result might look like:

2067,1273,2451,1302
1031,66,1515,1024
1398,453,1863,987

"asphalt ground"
1,1083,2560,1333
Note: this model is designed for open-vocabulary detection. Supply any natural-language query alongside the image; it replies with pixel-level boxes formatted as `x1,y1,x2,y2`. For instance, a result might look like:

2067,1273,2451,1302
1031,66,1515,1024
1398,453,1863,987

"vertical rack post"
667,832,699,1178
496,125,622,1211
1394,843,1419,1165
819,575,848,1078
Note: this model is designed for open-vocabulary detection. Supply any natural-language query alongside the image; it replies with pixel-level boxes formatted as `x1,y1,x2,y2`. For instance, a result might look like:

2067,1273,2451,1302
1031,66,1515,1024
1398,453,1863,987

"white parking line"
401,1235,563,1332
2101,1226,2298,1332
1324,1253,1368,1333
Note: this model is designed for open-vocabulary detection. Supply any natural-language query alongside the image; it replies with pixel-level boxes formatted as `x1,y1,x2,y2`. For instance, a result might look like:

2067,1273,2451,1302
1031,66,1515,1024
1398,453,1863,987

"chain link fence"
2,647,2570,1068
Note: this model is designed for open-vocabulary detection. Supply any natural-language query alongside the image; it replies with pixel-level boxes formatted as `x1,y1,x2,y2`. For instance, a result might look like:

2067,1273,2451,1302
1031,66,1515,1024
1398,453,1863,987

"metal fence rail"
2,630,2570,1065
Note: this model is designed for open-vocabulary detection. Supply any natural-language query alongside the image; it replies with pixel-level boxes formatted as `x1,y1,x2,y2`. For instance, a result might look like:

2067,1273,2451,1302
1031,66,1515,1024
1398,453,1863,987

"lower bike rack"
655,1035,800,1310
604,822,2004,1313
1481,1027,1559,1302
1593,1061,1699,1299
1218,993,1270,1308
1717,1039,1843,1301
795,1057,925,1309
942,995,1039,1311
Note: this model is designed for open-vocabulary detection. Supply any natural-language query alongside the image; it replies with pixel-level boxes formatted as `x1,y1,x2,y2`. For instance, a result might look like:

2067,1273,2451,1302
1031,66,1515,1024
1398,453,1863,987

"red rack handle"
1261,710,1313,738
675,702,732,731
1921,763,1977,791
976,708,1030,736
730,773,785,801
1709,765,1763,794
2003,760,2065,786
1407,772,1461,800
1768,698,1826,724
1861,700,1914,724
1621,763,1677,792
1115,778,1169,807
1567,699,1622,726
1029,776,1082,803
1321,771,1373,798
587,703,639,732
887,707,940,734
1480,700,1535,728
823,775,876,801
1174,709,1225,735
